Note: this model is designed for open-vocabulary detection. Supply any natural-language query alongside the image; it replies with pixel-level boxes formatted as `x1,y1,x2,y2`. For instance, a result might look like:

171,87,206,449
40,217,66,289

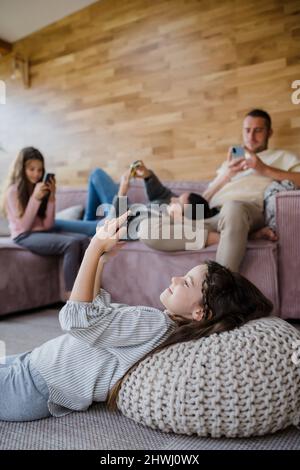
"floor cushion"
118,317,300,438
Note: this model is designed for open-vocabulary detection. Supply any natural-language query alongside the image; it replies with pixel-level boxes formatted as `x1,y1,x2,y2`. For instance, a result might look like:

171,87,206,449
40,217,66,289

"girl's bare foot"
250,226,278,242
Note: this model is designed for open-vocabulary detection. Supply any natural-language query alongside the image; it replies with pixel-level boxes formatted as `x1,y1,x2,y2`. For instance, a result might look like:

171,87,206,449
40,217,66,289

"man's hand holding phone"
224,147,247,179
230,145,245,159
239,147,268,174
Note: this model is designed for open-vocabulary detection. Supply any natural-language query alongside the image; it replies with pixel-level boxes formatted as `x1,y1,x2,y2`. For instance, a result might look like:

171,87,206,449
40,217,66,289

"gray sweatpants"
14,230,90,291
139,201,265,272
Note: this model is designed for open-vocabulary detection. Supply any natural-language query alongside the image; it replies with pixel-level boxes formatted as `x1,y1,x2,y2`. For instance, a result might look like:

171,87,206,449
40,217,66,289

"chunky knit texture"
118,317,300,438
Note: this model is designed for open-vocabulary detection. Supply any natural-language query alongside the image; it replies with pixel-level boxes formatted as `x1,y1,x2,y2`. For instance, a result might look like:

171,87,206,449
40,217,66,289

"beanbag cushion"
118,317,300,438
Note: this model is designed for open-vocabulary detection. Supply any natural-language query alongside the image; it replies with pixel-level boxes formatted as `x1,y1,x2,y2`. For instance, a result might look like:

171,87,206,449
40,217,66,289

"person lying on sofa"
0,212,273,422
107,161,221,249
144,109,300,271
1,147,90,297
54,162,221,248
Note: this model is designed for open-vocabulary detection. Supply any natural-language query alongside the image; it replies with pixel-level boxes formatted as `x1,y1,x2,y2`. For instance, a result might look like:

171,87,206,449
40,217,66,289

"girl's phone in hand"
43,173,55,183
231,146,245,159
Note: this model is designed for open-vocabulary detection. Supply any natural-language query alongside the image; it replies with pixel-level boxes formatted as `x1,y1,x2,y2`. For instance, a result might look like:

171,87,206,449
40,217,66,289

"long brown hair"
107,261,273,411
2,147,48,219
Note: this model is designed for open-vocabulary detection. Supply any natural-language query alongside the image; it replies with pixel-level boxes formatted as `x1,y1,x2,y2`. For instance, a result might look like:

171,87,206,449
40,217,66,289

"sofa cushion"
55,188,87,212
118,317,300,438
0,239,61,316
56,205,84,220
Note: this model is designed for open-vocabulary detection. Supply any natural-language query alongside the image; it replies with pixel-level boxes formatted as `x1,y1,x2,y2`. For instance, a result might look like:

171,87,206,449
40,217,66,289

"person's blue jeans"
54,168,119,236
0,352,51,421
84,168,119,220
54,219,100,237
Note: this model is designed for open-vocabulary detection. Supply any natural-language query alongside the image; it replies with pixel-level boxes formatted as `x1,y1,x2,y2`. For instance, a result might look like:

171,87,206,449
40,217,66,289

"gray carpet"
0,306,300,450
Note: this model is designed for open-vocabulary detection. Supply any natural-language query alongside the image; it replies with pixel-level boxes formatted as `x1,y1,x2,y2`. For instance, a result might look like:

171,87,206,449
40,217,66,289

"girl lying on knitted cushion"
0,213,273,421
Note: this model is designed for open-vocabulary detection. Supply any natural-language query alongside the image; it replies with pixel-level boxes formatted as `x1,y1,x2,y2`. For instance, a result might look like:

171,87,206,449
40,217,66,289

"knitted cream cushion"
118,317,300,438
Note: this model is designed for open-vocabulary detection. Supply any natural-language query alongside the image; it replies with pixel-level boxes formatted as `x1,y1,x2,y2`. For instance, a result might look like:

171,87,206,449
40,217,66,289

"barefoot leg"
250,226,278,241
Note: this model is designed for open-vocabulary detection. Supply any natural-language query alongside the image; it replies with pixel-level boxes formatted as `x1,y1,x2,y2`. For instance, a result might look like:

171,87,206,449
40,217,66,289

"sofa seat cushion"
0,237,61,317
118,317,300,438
0,237,23,249
56,204,84,220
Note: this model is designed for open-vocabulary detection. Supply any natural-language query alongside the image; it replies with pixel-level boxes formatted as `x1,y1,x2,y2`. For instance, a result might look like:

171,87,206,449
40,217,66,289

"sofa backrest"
56,180,209,211
55,188,88,211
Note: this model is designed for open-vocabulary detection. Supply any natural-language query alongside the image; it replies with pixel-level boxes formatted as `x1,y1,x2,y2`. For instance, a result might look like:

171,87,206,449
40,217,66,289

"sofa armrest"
276,190,300,319
276,190,300,235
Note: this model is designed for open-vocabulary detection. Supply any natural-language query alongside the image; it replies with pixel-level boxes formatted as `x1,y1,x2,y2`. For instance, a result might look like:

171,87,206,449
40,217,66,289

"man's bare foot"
206,231,220,246
250,226,278,242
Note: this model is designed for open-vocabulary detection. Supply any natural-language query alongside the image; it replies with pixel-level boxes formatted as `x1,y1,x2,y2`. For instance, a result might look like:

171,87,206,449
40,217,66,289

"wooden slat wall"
0,0,299,187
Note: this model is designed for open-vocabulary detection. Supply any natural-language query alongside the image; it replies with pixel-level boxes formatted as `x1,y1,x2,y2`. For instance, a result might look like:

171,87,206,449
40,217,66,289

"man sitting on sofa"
141,108,300,272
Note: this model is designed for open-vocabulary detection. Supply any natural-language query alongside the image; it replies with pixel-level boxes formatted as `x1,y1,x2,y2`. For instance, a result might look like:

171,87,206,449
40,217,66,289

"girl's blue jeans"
0,352,51,421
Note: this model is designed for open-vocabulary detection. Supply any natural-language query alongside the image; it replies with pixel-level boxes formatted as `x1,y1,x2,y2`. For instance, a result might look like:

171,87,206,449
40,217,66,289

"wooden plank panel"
0,0,299,188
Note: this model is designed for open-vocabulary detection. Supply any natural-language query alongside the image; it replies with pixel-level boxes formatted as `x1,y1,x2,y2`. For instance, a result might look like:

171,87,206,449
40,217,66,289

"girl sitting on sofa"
0,211,273,422
1,147,90,296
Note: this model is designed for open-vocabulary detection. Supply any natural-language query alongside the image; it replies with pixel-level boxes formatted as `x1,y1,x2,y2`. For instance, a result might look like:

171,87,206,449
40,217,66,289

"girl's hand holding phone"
33,182,50,201
93,211,130,253
46,176,56,201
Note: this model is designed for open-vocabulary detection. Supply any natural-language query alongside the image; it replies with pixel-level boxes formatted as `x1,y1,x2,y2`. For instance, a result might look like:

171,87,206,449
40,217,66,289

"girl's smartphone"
231,146,245,159
43,173,55,183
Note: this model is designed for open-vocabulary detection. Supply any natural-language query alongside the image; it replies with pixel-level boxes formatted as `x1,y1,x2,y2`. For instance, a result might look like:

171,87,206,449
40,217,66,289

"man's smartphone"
130,160,142,177
231,146,245,159
43,172,55,183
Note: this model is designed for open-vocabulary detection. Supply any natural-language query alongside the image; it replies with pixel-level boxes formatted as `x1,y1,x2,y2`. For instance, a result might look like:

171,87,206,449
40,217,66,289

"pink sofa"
0,180,298,319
